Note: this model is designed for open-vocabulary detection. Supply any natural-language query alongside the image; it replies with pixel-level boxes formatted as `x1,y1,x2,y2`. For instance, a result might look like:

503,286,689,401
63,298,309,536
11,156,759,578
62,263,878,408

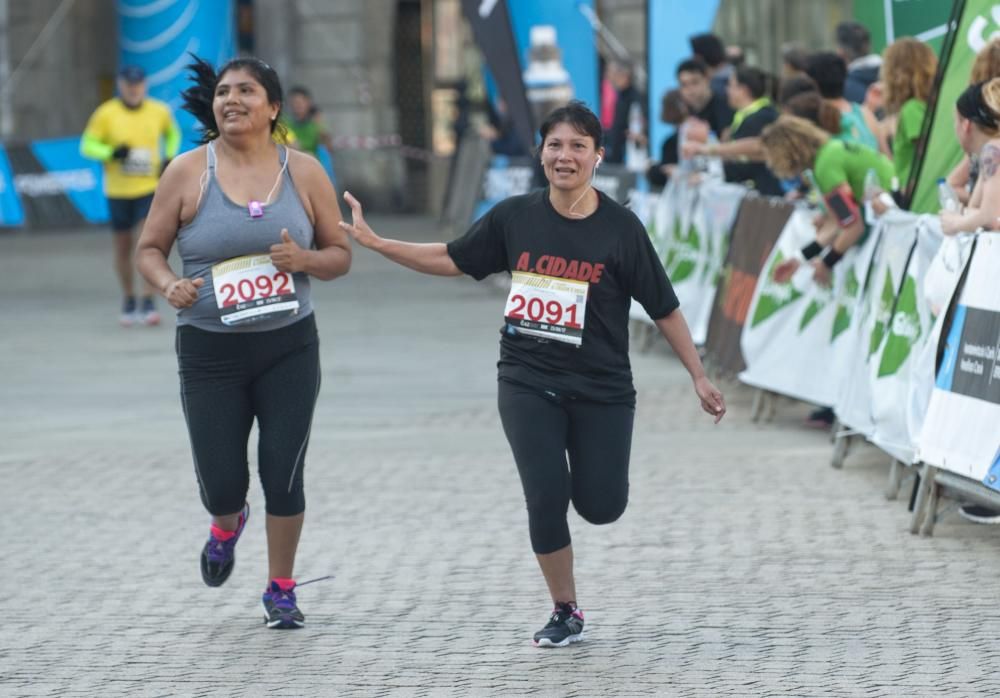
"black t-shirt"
647,133,679,188
722,105,783,196
695,93,734,139
446,188,679,404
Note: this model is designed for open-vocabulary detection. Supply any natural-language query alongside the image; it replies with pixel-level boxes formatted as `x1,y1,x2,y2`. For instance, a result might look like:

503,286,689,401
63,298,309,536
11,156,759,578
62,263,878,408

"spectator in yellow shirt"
81,65,181,326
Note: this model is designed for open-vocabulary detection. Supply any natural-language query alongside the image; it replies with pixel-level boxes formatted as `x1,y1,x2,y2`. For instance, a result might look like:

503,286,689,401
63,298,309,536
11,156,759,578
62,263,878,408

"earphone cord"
567,186,593,218
567,162,600,218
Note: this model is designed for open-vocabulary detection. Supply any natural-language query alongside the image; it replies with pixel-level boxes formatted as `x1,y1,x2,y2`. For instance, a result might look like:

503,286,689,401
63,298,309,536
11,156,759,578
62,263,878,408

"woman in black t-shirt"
339,101,725,648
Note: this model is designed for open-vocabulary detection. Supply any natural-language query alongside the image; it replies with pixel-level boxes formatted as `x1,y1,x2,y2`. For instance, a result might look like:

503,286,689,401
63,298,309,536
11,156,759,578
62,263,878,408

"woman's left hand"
810,258,832,287
939,210,965,236
870,193,890,216
694,376,726,424
270,229,305,272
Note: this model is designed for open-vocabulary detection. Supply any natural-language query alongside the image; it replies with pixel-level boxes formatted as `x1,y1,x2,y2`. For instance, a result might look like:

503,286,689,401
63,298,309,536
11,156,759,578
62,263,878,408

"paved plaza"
1,217,999,697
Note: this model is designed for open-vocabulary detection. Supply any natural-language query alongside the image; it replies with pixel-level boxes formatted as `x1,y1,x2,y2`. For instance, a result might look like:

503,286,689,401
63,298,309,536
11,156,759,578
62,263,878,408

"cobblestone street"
2,218,998,697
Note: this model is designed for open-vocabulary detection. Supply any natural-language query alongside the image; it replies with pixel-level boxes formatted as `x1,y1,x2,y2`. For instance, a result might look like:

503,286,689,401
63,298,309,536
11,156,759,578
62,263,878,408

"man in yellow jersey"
81,65,181,326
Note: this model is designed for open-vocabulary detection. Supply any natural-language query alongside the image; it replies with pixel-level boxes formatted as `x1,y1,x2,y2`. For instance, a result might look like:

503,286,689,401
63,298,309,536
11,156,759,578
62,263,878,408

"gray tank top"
176,142,315,332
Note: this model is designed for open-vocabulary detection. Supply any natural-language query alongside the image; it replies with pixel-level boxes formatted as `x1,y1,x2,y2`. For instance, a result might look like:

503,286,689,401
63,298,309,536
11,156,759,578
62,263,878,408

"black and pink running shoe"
532,602,584,647
262,580,305,629
199,502,249,587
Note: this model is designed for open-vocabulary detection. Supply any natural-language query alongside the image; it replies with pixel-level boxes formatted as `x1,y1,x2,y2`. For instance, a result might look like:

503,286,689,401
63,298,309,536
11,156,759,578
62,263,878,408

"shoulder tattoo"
980,144,1000,179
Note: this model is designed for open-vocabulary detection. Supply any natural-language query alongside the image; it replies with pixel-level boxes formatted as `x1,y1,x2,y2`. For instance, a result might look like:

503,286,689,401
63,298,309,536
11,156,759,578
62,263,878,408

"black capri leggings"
176,315,320,517
498,379,635,554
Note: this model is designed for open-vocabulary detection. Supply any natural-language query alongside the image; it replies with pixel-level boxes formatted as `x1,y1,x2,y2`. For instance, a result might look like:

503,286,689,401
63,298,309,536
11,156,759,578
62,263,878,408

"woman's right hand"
165,277,204,309
681,141,707,159
339,191,381,249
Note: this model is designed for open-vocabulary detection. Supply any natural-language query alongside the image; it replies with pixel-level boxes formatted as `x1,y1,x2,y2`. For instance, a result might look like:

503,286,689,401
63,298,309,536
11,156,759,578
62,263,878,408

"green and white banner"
910,0,998,213
634,176,744,344
905,230,975,444
738,210,877,408
831,221,900,436
869,216,943,463
854,0,954,55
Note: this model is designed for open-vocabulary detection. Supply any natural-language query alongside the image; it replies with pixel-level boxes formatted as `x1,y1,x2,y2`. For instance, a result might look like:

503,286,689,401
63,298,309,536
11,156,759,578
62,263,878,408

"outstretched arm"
654,309,726,423
339,191,463,276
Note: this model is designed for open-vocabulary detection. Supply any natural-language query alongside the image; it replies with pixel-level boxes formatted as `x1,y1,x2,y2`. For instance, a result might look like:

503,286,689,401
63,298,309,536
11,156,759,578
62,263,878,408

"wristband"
800,241,823,260
821,249,843,268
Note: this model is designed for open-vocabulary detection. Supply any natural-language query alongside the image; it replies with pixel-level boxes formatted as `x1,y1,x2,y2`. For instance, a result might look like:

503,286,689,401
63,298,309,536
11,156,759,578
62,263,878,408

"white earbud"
595,156,602,168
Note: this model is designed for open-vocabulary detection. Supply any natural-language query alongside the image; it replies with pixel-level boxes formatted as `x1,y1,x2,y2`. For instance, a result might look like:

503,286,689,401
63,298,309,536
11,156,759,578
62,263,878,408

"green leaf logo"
750,251,803,328
799,299,824,331
662,216,682,269
831,267,860,341
877,275,922,377
667,220,701,283
868,269,896,357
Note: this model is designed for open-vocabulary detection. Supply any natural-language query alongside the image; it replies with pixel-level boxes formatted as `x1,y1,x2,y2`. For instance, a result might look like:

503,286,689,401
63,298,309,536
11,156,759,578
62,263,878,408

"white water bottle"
863,169,880,201
625,101,648,172
937,178,959,212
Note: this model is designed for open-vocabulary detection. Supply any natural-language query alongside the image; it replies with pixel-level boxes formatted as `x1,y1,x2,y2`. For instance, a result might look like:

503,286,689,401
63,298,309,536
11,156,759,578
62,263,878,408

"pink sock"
210,512,243,541
271,577,296,591
210,524,236,541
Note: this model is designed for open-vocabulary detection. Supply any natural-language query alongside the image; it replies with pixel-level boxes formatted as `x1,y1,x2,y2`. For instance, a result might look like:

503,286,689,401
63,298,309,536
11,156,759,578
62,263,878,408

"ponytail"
181,54,220,143
783,92,841,136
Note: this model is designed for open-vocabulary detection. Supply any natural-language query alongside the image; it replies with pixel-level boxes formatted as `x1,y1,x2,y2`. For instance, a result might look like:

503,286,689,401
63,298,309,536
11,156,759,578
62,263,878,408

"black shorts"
108,194,153,233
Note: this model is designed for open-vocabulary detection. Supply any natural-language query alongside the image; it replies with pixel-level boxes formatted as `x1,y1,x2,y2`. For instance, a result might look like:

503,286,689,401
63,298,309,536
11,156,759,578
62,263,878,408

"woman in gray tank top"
136,56,350,629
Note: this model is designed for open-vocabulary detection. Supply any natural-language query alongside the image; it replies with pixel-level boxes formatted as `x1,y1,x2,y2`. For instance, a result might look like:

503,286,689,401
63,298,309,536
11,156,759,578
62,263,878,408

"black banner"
461,0,536,154
944,306,1000,405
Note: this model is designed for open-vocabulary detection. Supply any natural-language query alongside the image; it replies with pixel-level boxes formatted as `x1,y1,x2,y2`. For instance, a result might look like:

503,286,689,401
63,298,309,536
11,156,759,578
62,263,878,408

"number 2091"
507,294,580,328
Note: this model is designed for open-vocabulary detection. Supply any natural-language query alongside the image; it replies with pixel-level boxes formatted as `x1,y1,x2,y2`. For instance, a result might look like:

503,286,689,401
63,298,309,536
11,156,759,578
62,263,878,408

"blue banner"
506,0,599,113
119,0,237,151
647,0,720,164
0,145,24,227
30,138,108,224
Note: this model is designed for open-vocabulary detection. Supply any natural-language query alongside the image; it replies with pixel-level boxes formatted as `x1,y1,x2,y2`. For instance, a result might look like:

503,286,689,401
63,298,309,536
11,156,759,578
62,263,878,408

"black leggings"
498,379,635,554
176,315,320,517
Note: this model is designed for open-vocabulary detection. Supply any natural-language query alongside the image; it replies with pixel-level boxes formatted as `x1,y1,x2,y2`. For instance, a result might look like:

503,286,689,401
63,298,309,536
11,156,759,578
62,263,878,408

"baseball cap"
118,65,146,83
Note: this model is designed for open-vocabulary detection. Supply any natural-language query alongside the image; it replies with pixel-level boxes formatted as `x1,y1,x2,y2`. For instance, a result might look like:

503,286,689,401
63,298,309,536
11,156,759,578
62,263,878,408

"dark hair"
689,33,726,68
676,57,709,78
782,92,841,135
661,89,688,125
957,80,1000,131
733,66,770,99
805,51,848,99
181,54,287,144
778,75,819,105
726,45,745,68
781,43,808,73
609,59,634,76
288,85,319,118
538,100,603,148
836,21,871,60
